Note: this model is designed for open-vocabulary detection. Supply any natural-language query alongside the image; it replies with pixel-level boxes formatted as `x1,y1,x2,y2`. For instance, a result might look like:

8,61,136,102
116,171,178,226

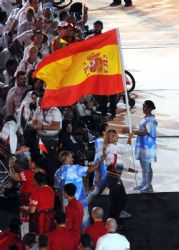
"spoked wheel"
53,0,73,9
125,70,135,93
116,70,135,104
0,142,11,192
0,155,10,193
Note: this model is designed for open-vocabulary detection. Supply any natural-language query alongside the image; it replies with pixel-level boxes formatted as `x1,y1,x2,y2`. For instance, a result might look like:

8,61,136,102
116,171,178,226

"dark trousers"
96,95,117,117
39,136,58,186
29,210,55,234
23,125,37,156
113,0,132,4
107,174,127,220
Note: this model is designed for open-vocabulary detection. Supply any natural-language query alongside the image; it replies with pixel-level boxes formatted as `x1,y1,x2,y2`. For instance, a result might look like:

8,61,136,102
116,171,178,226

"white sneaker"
119,210,132,219
133,185,144,190
140,185,153,193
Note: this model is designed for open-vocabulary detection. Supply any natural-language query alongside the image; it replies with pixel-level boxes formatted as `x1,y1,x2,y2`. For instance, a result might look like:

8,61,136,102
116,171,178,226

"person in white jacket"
96,218,130,250
103,129,134,221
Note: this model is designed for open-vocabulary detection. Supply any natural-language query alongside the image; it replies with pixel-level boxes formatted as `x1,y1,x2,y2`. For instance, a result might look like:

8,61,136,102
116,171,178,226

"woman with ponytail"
103,129,134,221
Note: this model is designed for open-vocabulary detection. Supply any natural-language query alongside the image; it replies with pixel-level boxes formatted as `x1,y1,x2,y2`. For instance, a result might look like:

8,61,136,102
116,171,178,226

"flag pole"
116,28,138,187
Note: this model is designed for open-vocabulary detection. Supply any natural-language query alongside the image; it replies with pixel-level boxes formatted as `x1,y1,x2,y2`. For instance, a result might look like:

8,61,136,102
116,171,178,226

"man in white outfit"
95,218,130,250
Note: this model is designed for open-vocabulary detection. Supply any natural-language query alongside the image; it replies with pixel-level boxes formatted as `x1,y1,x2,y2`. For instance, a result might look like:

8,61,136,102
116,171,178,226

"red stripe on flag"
41,74,124,108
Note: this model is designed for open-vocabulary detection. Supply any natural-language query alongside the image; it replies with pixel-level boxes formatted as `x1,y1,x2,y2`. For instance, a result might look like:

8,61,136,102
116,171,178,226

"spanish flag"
34,29,124,108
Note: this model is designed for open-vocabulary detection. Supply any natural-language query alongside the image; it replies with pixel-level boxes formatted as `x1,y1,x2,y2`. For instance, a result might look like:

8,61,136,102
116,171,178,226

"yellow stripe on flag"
35,44,121,89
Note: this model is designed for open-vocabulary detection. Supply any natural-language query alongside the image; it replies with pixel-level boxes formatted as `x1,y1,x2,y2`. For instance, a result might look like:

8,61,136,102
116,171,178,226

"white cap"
58,21,68,27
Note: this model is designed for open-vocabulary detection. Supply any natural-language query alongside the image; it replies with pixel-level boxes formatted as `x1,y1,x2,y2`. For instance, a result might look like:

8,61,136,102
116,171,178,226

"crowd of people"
0,0,157,249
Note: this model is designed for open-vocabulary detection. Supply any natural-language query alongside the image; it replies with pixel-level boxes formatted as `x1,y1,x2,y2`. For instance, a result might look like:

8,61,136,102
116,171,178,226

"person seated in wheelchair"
58,119,87,164
76,96,101,132
0,115,19,155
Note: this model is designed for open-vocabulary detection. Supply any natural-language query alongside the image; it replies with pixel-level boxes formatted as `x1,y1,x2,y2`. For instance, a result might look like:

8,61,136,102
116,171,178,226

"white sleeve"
51,108,62,122
10,122,18,155
23,46,29,59
14,2,28,21
116,143,131,154
14,59,26,76
123,237,130,249
23,104,31,121
16,30,32,46
95,238,104,250
17,22,24,35
76,103,83,116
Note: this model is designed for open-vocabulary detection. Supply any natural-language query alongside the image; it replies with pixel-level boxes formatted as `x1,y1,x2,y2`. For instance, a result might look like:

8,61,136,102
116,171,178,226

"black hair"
93,20,103,28
98,123,108,136
16,71,26,79
9,245,20,250
38,91,45,98
30,153,44,168
59,10,68,21
31,91,38,97
31,30,43,40
54,211,66,224
34,172,47,186
6,59,18,68
4,115,16,124
69,2,82,15
80,233,92,248
62,119,72,131
64,183,76,197
38,234,48,247
144,100,156,110
15,155,29,170
23,232,36,246
30,77,44,90
0,10,7,24
59,151,72,164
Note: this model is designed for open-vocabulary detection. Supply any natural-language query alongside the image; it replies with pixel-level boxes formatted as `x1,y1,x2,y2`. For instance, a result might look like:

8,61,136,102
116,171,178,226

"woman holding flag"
133,100,157,193
103,129,134,220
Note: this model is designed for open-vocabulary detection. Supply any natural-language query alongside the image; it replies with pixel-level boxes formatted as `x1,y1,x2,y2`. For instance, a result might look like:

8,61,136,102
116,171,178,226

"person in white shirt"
96,218,130,250
0,115,18,155
23,31,49,59
10,0,39,32
15,46,41,76
5,71,31,116
103,129,134,221
15,18,44,48
32,95,62,185
3,59,17,86
17,90,38,130
17,7,35,35
32,95,62,138
3,8,19,31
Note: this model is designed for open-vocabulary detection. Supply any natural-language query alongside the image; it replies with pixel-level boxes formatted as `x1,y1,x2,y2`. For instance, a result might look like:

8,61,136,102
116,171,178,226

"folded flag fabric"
33,28,124,108
38,138,48,154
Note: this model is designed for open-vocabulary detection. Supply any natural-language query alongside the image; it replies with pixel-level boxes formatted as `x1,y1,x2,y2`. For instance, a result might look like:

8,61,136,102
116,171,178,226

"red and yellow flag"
38,138,48,154
33,29,124,108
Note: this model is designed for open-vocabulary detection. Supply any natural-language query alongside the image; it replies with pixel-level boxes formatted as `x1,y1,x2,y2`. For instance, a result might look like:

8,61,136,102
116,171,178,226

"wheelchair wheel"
0,155,10,192
53,0,72,9
125,70,135,93
0,143,11,191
